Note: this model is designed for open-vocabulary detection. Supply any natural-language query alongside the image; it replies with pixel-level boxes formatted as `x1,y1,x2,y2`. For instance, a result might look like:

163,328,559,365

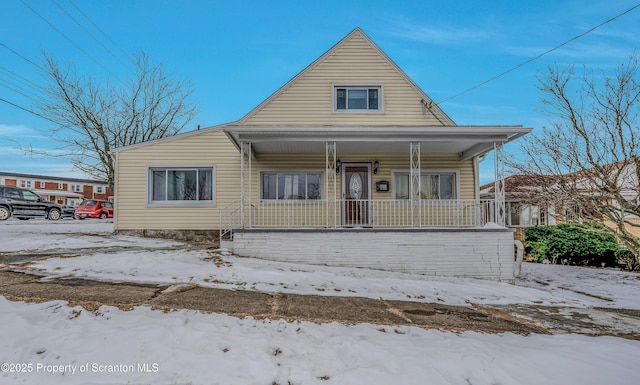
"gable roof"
237,27,455,126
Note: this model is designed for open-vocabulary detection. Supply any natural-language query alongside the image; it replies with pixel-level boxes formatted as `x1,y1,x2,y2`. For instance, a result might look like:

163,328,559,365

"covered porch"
221,126,529,232
220,125,530,281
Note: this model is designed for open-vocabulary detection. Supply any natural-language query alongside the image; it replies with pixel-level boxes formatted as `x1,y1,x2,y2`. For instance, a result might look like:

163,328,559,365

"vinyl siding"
115,140,475,231
242,32,447,126
249,153,474,201
114,130,240,231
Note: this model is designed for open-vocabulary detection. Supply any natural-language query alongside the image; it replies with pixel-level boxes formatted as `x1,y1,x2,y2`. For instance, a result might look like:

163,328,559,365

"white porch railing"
221,199,496,237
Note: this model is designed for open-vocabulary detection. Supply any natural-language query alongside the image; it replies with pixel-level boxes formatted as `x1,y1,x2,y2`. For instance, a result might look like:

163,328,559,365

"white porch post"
248,141,252,227
240,141,252,229
326,142,337,228
410,142,421,228
493,142,506,226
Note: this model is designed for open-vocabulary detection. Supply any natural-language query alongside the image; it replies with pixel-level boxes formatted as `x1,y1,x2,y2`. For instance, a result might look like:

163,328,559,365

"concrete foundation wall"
231,228,516,282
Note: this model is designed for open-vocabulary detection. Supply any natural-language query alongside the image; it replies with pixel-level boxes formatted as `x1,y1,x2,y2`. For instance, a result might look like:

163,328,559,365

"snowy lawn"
1,219,639,384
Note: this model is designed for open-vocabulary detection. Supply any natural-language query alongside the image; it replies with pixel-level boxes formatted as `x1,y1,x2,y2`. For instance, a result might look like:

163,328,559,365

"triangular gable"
239,27,455,126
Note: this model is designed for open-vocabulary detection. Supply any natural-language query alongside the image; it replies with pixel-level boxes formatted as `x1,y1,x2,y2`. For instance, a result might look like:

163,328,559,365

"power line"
0,96,60,125
0,66,48,95
68,0,137,68
0,43,47,73
0,80,38,101
19,0,124,83
0,75,45,101
51,0,135,75
436,2,640,105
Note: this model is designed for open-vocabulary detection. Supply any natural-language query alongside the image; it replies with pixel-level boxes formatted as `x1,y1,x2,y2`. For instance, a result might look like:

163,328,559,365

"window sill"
332,110,384,114
147,200,215,208
259,199,325,204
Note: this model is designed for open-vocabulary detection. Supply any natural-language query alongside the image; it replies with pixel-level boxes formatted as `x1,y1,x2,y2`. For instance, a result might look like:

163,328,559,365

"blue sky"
1,0,639,184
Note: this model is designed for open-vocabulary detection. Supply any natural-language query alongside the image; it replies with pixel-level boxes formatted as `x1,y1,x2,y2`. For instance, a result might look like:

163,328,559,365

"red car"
74,200,114,219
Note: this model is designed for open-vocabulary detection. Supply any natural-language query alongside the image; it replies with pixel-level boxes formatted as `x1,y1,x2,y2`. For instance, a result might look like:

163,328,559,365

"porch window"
149,167,214,203
393,171,457,200
261,172,322,200
334,85,382,112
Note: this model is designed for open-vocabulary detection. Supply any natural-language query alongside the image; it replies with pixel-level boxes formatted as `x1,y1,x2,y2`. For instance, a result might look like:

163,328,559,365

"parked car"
0,185,62,221
60,205,77,219
74,200,113,219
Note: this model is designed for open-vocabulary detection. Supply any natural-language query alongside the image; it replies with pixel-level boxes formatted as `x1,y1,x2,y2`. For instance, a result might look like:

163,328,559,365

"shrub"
524,224,618,267
524,241,547,263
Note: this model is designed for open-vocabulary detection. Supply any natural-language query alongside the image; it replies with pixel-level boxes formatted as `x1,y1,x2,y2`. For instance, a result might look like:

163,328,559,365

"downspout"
514,239,524,277
111,152,118,233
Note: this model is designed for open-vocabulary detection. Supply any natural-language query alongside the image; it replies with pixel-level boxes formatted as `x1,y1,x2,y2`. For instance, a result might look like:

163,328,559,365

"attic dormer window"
334,85,383,113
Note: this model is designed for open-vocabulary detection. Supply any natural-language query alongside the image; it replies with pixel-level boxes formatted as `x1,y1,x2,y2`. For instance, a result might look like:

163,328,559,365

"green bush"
524,241,547,263
524,224,618,267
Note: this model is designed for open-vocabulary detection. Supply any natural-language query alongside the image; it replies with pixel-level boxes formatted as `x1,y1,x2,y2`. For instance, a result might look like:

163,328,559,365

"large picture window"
393,171,457,200
261,172,322,200
149,167,214,203
334,85,382,112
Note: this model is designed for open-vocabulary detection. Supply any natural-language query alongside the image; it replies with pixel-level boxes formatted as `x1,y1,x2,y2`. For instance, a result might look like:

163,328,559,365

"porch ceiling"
224,125,532,160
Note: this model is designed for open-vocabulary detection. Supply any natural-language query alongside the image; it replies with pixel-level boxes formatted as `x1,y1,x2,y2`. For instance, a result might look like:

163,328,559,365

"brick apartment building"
0,171,113,206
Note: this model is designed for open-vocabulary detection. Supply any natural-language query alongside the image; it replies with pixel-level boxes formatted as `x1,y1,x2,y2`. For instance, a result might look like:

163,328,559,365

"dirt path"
2,269,639,339
0,270,544,334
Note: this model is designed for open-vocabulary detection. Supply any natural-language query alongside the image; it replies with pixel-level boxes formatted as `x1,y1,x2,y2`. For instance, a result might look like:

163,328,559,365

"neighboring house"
112,28,532,281
481,167,640,240
0,171,113,206
480,175,557,240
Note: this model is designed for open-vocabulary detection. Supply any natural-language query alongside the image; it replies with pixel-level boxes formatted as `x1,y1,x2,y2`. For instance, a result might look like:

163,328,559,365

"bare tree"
512,54,640,265
33,52,198,188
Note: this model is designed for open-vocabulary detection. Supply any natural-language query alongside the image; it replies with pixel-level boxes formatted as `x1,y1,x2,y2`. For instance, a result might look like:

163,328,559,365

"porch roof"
224,125,532,160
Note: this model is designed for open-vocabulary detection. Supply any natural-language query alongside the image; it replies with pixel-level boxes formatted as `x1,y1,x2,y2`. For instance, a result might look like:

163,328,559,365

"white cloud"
0,123,43,139
385,17,493,46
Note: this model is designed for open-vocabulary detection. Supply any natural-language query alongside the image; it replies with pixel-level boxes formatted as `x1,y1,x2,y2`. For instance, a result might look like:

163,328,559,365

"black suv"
0,186,62,221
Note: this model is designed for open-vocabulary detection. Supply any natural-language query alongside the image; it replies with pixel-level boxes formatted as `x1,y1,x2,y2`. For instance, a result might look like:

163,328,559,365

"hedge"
524,224,618,267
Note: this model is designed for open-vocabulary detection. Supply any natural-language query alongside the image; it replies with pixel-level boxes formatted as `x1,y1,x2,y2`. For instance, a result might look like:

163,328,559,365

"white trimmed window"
393,171,458,200
40,181,46,188
58,183,63,190
71,184,82,192
334,85,382,112
21,180,32,188
149,167,214,203
261,171,322,200
96,186,104,194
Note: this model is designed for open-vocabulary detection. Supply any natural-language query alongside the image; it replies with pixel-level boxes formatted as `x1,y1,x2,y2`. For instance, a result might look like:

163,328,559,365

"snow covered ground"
1,219,639,385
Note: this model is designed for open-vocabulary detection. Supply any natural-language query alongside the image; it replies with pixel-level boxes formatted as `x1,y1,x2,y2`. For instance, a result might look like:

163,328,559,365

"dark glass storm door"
341,163,372,227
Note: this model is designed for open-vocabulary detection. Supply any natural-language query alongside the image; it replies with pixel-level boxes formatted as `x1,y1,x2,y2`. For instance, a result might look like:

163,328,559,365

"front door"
342,163,371,227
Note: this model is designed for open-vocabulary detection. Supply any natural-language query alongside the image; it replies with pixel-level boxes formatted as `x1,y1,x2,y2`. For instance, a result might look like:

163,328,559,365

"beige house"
113,28,532,281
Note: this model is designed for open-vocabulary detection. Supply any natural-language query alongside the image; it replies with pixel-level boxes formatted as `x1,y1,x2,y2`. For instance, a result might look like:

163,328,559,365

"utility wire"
0,43,48,73
0,66,48,95
51,0,135,75
436,2,640,105
0,80,38,101
19,0,124,83
68,0,137,67
0,97,60,125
